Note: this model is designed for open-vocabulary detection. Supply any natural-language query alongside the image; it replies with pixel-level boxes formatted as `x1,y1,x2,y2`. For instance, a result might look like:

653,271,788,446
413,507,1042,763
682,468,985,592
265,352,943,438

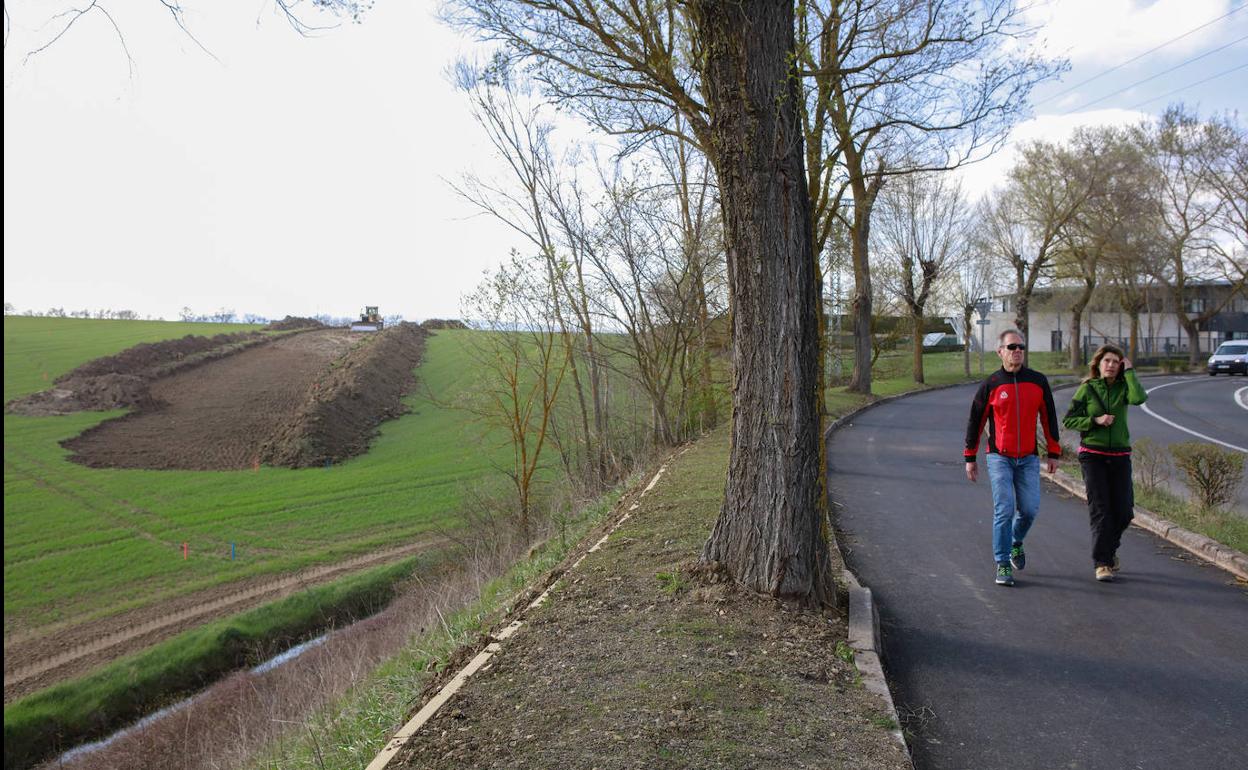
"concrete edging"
1047,470,1248,582
842,568,907,750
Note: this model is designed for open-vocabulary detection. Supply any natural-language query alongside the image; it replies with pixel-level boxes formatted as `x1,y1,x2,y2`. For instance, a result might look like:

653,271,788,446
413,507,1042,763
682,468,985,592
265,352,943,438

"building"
975,280,1248,357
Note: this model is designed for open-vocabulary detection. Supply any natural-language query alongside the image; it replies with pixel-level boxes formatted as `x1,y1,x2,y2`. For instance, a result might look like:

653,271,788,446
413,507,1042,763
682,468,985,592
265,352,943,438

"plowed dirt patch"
61,326,426,470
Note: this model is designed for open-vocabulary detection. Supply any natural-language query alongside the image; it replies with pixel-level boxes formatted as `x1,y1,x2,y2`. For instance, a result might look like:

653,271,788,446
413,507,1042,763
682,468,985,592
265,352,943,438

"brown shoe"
1096,566,1115,582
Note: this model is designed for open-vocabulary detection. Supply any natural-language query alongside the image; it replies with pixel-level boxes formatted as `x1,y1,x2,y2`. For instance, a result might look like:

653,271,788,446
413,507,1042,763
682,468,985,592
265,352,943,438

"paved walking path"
828,384,1248,770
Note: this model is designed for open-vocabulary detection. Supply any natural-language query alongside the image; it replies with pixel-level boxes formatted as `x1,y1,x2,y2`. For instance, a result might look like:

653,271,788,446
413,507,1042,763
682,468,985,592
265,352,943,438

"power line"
1061,34,1248,114
1126,61,1248,110
1036,4,1246,107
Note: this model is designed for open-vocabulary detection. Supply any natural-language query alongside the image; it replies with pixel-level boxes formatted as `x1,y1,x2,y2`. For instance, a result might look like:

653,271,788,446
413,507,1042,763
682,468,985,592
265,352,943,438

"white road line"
1142,380,1247,453
1236,386,1248,412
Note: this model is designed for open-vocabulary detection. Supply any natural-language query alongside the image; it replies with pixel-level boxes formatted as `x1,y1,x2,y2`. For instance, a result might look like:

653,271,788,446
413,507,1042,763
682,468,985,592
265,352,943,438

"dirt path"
63,330,361,470
3,536,450,703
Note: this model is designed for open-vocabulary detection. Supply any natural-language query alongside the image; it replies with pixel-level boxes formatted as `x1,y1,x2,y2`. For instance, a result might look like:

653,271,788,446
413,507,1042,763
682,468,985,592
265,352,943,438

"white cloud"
1027,0,1233,67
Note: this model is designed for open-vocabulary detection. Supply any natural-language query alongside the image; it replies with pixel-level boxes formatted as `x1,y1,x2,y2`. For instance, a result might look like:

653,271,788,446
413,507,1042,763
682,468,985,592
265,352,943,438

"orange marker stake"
183,542,188,560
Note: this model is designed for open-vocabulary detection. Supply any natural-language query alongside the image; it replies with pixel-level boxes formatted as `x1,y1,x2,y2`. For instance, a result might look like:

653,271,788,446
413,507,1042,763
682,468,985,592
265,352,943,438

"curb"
1046,470,1248,582
822,387,970,766
842,569,908,751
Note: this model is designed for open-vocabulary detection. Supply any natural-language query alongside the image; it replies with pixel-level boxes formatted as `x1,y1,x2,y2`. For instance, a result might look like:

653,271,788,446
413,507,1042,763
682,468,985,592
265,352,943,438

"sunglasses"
1003,343,1026,351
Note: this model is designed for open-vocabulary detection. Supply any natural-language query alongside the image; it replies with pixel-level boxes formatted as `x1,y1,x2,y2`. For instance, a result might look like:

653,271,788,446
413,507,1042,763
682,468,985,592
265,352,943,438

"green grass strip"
2,551,453,770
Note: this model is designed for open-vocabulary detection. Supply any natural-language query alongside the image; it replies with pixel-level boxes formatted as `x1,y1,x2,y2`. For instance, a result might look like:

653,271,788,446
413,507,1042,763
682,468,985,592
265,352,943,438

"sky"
4,0,1247,323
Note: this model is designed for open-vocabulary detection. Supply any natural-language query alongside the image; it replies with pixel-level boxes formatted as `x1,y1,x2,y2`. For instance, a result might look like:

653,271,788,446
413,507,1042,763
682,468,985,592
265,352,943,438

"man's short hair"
998,329,1024,347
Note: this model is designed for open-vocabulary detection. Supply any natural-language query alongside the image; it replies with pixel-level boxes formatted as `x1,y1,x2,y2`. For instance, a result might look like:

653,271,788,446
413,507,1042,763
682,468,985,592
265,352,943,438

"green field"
3,317,513,634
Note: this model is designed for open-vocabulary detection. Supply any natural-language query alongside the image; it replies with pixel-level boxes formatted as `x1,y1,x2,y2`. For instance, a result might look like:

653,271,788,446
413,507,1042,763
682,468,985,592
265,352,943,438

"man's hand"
966,462,978,482
1046,458,1059,475
1095,414,1115,426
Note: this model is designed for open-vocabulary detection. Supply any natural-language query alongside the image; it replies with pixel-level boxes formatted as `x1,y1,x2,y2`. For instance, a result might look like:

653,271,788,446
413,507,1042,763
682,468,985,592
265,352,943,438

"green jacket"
1062,369,1148,451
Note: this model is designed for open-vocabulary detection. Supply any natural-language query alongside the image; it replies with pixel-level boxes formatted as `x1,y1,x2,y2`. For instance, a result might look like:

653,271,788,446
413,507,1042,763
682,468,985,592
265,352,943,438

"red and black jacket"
964,366,1061,462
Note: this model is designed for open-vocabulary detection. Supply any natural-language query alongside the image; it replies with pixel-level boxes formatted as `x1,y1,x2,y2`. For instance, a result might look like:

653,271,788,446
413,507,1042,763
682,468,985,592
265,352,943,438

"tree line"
439,0,1068,607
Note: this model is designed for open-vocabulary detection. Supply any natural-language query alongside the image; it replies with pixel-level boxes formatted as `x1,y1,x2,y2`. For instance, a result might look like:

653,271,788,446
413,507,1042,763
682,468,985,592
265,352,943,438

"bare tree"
1138,105,1245,365
586,147,723,446
1202,113,1248,285
874,170,968,382
691,1,833,605
461,254,569,540
981,137,1097,358
9,0,370,72
449,66,613,491
797,0,1061,394
446,0,834,604
1048,126,1149,368
945,242,999,378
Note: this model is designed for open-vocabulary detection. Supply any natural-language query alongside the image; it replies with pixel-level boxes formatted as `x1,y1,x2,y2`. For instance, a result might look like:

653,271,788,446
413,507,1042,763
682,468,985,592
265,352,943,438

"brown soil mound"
59,325,428,470
259,323,428,468
6,333,272,416
264,316,330,331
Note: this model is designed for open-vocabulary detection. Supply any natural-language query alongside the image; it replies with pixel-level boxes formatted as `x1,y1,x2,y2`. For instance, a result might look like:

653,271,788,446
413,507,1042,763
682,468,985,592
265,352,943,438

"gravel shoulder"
385,425,910,770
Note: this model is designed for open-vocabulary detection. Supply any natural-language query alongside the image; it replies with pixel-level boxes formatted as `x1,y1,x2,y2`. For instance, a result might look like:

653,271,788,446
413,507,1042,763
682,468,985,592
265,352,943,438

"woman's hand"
1095,414,1115,426
1122,356,1133,370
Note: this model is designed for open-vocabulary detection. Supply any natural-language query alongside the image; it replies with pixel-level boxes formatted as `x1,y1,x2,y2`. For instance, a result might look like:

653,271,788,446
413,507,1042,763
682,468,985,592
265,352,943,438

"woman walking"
1062,344,1147,582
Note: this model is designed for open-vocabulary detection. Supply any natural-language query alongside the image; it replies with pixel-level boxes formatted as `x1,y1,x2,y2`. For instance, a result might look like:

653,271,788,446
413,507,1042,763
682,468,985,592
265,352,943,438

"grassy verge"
3,548,461,770
245,488,626,770
377,425,909,769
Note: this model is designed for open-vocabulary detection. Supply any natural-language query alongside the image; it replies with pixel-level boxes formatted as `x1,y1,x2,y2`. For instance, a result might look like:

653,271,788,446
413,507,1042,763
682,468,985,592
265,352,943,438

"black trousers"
1080,453,1135,566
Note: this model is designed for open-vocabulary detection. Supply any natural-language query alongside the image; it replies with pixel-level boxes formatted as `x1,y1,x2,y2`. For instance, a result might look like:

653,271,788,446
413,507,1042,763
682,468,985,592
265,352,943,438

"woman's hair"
1083,343,1126,383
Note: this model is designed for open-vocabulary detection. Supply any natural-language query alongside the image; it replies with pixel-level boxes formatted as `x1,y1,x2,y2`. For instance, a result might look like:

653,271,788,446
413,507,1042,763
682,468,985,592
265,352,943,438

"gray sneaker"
1010,543,1026,571
995,563,1015,586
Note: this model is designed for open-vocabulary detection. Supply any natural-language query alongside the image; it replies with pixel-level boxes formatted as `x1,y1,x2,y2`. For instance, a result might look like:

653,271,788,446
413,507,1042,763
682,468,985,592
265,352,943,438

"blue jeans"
986,453,1040,565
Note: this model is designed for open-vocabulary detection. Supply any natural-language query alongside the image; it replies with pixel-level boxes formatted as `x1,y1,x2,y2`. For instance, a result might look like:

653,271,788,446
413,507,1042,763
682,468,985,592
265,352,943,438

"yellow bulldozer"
351,306,384,332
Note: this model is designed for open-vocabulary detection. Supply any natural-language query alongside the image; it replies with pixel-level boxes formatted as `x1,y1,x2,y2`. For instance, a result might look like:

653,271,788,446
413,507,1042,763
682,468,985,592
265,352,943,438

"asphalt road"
828,384,1248,770
1052,374,1248,515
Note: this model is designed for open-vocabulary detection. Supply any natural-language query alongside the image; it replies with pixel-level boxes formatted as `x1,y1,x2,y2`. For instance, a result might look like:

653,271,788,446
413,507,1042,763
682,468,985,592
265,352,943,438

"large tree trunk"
695,0,834,607
1128,311,1140,361
912,311,925,384
962,308,974,377
847,194,875,394
1014,293,1031,365
1181,316,1202,366
1068,280,1094,369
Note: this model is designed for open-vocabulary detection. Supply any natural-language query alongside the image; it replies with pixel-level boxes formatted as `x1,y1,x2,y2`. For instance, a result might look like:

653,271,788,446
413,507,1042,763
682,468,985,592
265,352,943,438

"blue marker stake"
231,542,235,560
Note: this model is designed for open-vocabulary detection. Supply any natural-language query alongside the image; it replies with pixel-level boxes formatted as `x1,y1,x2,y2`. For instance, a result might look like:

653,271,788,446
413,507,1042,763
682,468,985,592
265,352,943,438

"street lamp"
975,299,993,375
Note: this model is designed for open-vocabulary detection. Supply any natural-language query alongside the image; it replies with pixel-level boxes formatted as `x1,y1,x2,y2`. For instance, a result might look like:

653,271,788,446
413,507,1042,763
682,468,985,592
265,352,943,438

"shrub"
1160,358,1190,373
1169,442,1245,511
1132,437,1170,495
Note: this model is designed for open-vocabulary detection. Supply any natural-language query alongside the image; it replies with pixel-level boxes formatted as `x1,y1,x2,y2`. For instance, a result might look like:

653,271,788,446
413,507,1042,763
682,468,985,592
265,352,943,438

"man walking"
965,330,1061,586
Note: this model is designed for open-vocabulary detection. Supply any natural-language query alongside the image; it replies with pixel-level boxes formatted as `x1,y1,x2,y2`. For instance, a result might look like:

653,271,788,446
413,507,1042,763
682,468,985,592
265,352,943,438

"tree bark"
1067,278,1095,369
962,307,974,377
694,0,834,606
912,312,925,384
846,170,881,395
